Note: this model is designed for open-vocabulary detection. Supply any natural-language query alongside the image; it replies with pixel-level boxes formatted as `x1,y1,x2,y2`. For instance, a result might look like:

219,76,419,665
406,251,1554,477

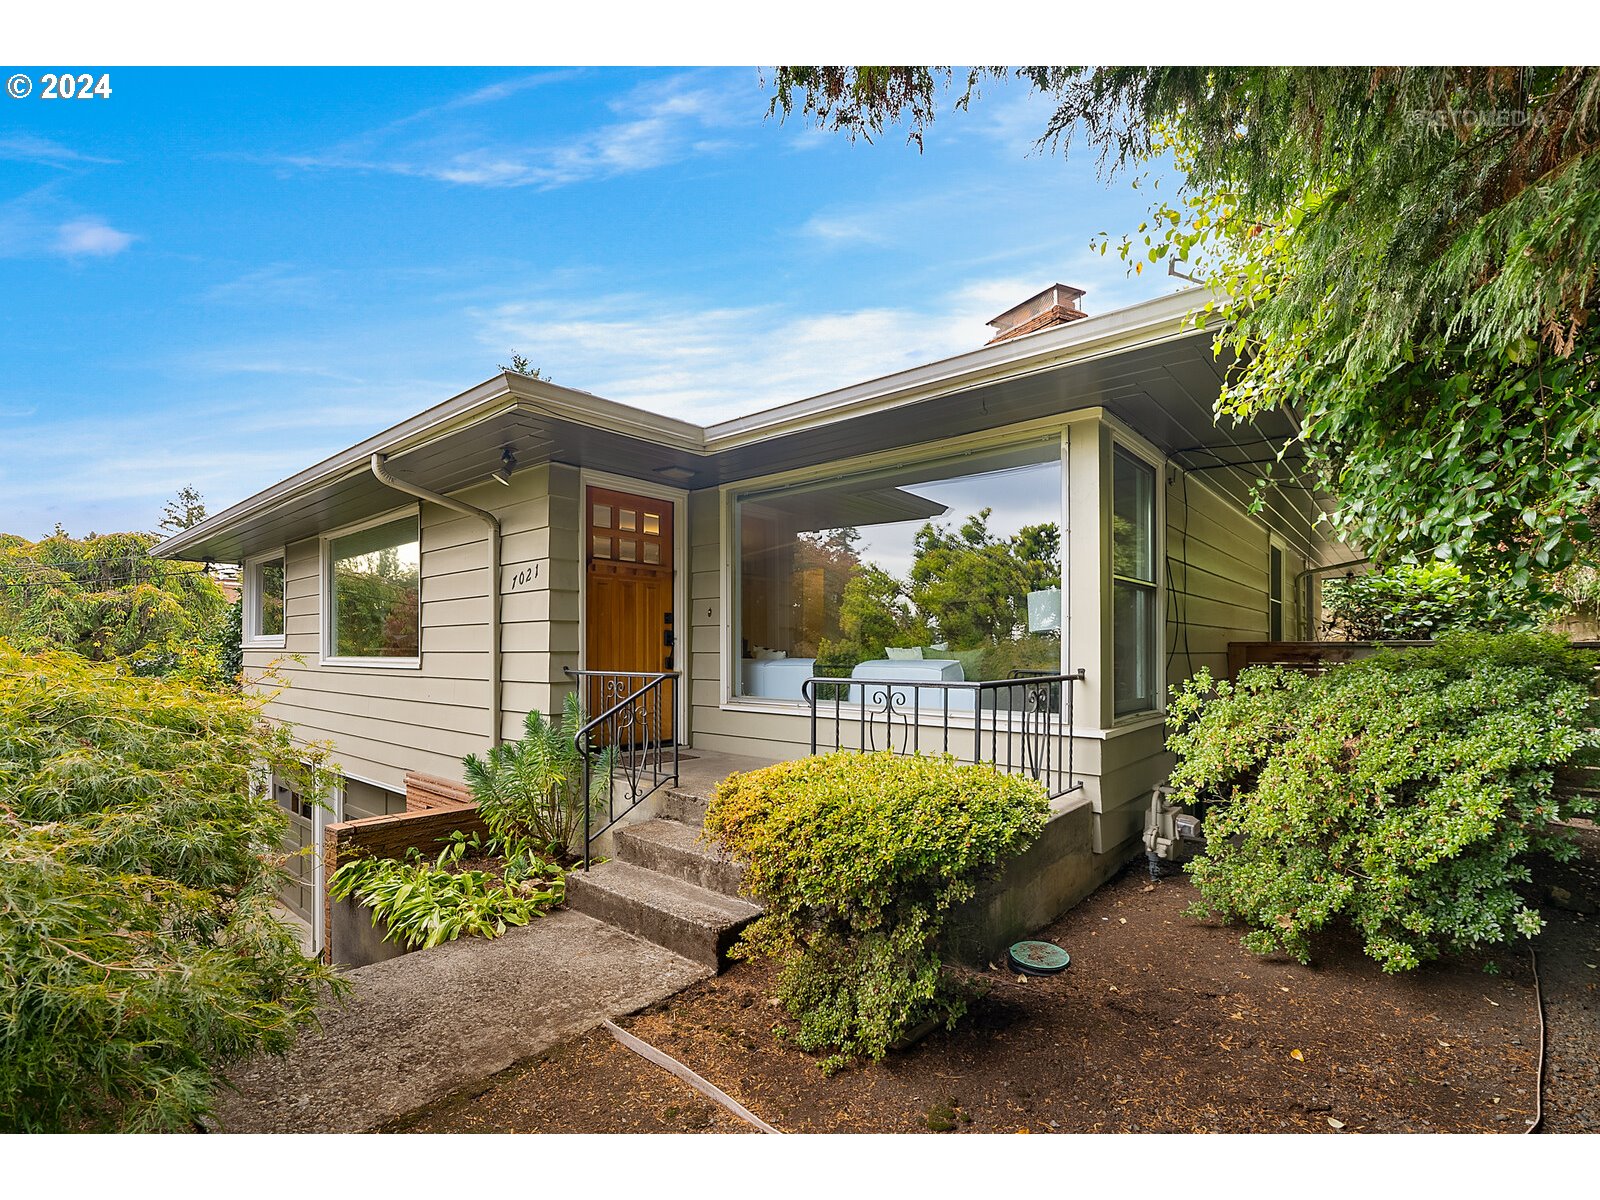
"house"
154,285,1346,956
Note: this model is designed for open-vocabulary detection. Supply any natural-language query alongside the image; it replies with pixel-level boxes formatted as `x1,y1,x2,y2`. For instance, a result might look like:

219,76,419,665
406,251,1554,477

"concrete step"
659,787,711,826
614,818,744,897
564,860,760,970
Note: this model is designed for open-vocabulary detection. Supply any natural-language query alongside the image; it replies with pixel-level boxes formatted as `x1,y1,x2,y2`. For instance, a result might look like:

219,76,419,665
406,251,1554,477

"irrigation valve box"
1142,785,1206,877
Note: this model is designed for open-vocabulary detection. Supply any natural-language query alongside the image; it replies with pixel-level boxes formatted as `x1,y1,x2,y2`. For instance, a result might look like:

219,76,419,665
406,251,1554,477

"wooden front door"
585,486,675,741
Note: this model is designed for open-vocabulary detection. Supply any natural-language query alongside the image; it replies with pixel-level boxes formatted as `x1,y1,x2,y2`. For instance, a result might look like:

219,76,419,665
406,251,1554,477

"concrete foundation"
946,794,1137,965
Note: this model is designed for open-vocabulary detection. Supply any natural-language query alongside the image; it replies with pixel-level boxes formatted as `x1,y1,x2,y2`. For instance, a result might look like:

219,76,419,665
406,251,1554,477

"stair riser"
614,830,744,897
565,874,753,969
660,790,709,826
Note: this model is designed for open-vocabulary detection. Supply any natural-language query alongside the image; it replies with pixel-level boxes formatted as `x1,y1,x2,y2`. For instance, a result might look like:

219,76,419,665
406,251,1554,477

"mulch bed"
398,848,1572,1134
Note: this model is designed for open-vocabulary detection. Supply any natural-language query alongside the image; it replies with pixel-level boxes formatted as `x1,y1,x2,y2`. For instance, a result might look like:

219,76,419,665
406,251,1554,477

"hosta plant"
1166,633,1600,972
328,832,564,951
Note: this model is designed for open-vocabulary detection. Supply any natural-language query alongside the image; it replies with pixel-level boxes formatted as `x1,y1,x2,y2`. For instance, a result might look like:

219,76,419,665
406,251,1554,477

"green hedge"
1166,633,1599,972
704,750,1048,1070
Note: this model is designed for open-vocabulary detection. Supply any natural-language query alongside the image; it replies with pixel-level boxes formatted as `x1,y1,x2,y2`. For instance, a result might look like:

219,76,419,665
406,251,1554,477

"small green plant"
328,832,564,951
462,693,614,856
704,751,1049,1071
1320,563,1545,640
1166,632,1600,973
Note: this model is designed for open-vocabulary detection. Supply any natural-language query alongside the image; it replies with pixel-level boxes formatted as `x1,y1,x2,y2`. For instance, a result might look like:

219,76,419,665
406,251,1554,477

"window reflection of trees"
332,529,419,659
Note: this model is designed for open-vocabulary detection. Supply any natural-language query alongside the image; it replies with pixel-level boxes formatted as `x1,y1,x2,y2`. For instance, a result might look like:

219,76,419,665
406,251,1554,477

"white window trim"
717,414,1091,714
319,505,423,670
1268,535,1289,642
242,547,287,649
1107,433,1166,725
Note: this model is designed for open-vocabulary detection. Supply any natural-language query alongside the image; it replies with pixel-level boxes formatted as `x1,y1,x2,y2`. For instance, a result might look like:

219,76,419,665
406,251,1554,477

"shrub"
703,751,1049,1070
329,831,564,950
1166,632,1600,972
0,641,343,1132
462,693,614,856
1320,562,1544,640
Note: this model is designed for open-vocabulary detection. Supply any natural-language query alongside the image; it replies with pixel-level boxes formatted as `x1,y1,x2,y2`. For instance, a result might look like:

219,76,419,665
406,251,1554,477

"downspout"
369,453,503,747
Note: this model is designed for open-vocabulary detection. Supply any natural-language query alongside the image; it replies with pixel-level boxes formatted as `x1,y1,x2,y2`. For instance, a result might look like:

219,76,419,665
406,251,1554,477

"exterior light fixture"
493,446,516,486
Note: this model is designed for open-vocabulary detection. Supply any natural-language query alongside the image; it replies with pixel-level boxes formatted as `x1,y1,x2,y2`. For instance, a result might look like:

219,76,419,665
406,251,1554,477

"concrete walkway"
210,910,710,1133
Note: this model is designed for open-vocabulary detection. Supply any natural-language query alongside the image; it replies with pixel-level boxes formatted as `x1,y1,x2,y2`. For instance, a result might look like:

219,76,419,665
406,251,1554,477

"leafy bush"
328,831,564,950
1320,563,1544,640
462,693,613,856
0,641,342,1132
1166,633,1600,972
704,751,1049,1070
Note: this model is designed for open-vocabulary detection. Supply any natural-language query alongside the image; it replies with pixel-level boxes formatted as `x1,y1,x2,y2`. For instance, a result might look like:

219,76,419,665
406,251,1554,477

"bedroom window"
325,515,420,662
244,551,286,647
1111,446,1158,716
731,441,1063,702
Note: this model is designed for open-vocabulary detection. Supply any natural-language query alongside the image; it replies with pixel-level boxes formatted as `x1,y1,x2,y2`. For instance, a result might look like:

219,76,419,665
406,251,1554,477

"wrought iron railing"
566,668,680,867
801,669,1087,799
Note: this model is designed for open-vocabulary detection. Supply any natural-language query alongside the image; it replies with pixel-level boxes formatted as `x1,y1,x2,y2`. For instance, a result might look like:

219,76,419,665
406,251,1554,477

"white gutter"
369,453,503,748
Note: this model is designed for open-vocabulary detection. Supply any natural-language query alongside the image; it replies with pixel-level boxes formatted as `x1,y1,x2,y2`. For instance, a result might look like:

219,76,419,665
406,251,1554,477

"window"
732,441,1063,702
1112,446,1158,716
325,515,420,661
244,551,286,646
1269,544,1285,641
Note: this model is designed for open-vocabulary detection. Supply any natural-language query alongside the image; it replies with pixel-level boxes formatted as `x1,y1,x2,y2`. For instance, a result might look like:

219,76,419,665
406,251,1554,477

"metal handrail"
566,668,681,868
802,669,1087,799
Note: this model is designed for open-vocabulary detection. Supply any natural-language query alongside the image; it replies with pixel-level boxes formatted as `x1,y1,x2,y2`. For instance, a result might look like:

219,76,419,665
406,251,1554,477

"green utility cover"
1008,940,1070,975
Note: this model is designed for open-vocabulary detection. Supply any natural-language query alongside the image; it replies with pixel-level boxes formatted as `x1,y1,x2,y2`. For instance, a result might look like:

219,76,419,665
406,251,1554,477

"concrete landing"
209,910,709,1133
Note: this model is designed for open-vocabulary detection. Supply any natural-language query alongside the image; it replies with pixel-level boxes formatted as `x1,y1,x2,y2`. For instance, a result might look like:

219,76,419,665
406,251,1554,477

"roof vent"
985,284,1087,345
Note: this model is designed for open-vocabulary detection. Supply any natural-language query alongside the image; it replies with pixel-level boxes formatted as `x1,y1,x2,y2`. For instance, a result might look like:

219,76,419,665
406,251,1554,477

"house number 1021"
510,564,539,588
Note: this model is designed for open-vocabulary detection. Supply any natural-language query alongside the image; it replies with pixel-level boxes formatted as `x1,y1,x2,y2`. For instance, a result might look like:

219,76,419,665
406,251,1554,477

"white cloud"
54,218,135,257
278,71,754,190
474,276,1053,423
0,135,119,168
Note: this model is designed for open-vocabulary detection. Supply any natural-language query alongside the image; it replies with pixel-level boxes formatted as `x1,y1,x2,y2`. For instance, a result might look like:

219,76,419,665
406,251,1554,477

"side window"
1269,544,1285,641
1111,447,1158,716
245,552,286,645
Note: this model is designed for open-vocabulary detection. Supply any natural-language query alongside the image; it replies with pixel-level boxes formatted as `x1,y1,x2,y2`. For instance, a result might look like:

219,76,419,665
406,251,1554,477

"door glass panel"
618,509,636,532
592,535,611,559
618,539,637,561
642,512,661,536
643,542,661,565
592,504,611,529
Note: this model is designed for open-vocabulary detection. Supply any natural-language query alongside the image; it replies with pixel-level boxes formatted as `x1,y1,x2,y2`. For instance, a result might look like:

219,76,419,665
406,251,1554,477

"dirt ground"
396,833,1600,1134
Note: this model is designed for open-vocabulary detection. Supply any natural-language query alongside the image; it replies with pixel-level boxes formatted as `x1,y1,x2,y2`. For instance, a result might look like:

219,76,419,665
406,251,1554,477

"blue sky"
0,67,1179,540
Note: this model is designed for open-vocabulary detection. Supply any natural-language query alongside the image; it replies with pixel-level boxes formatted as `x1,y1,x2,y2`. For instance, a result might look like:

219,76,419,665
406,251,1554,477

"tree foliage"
1321,563,1546,640
0,642,342,1131
157,486,208,536
1166,634,1599,972
812,510,1060,677
768,67,1600,586
0,529,230,681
